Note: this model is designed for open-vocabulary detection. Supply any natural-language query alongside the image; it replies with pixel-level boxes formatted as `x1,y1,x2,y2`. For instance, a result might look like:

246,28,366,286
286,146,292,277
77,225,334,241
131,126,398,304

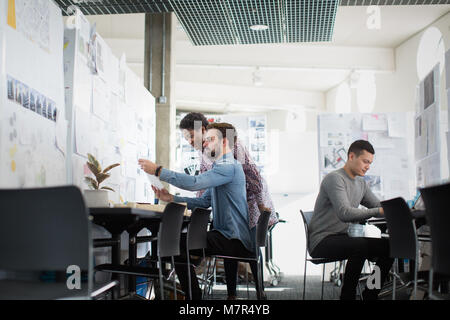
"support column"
144,13,176,171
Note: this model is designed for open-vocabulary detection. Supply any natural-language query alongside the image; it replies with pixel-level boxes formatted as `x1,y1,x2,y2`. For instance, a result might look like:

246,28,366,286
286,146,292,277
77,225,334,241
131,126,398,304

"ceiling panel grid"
54,0,450,46
169,0,340,45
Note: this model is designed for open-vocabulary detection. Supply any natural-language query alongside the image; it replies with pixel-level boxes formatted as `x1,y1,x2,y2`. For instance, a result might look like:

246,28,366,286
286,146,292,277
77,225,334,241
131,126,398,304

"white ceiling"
90,5,450,47
86,5,450,112
331,5,449,48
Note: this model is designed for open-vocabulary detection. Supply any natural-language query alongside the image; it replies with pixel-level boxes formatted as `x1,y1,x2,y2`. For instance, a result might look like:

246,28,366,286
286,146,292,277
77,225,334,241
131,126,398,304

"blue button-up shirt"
159,152,254,252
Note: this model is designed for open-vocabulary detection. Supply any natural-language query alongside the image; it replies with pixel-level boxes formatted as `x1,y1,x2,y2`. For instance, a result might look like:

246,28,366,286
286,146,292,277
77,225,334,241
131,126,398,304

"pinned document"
146,173,164,190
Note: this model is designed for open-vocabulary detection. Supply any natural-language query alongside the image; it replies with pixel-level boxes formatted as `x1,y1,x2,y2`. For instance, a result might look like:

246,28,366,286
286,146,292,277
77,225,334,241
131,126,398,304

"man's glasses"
204,136,216,143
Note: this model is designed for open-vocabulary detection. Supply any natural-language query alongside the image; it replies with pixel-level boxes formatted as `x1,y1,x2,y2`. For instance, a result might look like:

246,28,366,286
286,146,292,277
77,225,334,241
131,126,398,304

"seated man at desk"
308,140,393,300
179,112,278,230
139,123,254,300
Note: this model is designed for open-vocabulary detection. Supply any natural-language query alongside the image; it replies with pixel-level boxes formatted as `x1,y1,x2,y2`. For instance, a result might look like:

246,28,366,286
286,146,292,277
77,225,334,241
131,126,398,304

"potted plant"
83,153,120,207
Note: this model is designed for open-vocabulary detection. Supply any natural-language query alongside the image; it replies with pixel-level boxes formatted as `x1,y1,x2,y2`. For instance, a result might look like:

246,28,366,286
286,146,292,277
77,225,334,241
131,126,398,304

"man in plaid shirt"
179,112,278,299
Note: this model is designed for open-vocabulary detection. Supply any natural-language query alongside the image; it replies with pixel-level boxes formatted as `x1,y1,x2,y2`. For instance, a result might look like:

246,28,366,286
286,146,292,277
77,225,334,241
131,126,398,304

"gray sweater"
308,168,382,254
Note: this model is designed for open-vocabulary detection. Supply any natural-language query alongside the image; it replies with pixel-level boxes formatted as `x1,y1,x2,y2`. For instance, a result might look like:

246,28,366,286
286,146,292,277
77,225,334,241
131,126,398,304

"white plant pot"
83,190,110,208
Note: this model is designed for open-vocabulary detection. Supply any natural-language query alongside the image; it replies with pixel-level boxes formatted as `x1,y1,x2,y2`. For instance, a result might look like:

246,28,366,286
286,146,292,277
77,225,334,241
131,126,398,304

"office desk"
367,209,430,241
90,207,190,295
90,207,163,294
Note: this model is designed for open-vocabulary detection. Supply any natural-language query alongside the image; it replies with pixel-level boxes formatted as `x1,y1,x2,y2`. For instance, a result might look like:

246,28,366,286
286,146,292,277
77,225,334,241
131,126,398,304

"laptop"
412,193,425,210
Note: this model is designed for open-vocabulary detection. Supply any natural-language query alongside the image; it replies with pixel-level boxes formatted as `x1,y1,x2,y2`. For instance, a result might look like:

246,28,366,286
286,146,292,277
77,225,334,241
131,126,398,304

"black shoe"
362,289,380,300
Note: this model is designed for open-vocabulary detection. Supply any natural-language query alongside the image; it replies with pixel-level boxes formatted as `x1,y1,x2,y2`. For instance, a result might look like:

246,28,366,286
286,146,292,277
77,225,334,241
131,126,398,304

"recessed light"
250,24,269,31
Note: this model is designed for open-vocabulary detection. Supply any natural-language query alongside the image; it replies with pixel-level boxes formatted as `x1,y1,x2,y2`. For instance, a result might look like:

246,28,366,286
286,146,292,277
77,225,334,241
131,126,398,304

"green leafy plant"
85,153,120,192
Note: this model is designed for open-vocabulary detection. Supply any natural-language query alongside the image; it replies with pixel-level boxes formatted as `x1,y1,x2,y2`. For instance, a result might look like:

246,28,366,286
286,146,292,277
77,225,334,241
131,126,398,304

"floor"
207,275,340,300
204,274,417,300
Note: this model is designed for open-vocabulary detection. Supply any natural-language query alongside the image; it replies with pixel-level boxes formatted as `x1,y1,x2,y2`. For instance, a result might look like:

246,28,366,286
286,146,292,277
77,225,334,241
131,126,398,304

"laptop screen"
413,194,425,210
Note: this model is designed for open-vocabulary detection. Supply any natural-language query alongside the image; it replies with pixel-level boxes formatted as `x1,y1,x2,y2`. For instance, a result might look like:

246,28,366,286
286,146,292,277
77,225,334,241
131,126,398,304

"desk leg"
129,233,137,294
111,233,121,299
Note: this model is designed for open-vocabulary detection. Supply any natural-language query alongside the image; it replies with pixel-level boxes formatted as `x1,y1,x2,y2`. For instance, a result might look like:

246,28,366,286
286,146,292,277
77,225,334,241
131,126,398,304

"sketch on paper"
323,147,347,170
7,75,57,122
14,0,50,51
7,75,15,101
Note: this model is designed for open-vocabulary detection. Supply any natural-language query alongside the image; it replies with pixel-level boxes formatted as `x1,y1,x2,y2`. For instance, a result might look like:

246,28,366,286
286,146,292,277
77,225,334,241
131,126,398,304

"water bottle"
348,223,365,237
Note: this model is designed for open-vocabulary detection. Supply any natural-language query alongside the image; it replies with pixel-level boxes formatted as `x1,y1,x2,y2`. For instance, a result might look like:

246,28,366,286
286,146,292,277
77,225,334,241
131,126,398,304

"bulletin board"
415,64,442,188
0,0,67,188
318,112,415,201
64,9,156,205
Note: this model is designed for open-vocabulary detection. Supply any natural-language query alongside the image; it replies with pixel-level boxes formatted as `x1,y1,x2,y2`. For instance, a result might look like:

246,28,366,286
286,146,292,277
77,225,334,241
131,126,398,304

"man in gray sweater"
309,140,393,300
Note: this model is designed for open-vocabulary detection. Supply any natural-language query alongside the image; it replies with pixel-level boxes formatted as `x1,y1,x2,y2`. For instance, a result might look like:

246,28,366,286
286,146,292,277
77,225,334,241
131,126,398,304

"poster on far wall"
318,113,414,201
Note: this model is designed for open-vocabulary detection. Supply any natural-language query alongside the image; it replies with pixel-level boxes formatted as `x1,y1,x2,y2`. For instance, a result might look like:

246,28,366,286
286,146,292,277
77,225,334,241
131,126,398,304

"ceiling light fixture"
253,67,263,87
250,24,269,31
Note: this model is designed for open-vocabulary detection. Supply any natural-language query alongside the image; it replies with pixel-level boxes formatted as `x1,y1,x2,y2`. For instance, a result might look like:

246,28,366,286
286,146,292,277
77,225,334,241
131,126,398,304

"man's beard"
205,147,219,160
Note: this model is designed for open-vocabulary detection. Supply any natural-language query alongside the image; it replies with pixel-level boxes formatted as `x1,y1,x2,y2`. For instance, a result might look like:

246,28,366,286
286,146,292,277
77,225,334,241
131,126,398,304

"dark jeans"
311,234,394,300
174,230,255,300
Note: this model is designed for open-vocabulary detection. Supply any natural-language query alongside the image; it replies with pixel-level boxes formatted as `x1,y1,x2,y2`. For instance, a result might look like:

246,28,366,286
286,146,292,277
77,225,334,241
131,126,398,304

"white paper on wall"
74,108,92,157
73,59,92,112
368,132,395,149
445,49,450,90
55,118,67,155
95,33,109,81
107,54,120,94
422,104,439,156
102,146,121,186
416,153,441,188
61,9,156,203
387,113,407,138
125,67,141,108
1,1,67,188
122,142,138,179
362,114,388,131
92,76,110,121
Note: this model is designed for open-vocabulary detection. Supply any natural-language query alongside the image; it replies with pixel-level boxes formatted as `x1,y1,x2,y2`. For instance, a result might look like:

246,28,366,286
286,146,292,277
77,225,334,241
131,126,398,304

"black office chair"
300,210,347,300
184,208,211,299
96,202,186,300
0,186,118,300
381,197,429,300
420,182,450,300
205,210,271,300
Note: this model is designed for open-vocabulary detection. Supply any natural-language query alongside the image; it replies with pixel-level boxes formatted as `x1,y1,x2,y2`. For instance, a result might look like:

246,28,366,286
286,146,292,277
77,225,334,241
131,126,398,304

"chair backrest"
299,210,313,250
420,182,450,276
157,202,186,258
187,208,211,251
381,197,417,260
0,186,91,272
255,210,271,248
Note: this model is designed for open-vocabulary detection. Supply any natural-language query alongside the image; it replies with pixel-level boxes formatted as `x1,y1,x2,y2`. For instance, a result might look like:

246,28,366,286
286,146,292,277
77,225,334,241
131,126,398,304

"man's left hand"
138,159,157,175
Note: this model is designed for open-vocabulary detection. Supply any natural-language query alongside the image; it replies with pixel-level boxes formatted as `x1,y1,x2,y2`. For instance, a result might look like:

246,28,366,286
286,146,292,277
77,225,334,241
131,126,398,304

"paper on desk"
146,173,164,190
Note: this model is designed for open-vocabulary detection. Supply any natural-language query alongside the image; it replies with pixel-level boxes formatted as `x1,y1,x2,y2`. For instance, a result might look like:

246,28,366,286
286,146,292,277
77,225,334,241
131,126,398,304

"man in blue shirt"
139,123,255,300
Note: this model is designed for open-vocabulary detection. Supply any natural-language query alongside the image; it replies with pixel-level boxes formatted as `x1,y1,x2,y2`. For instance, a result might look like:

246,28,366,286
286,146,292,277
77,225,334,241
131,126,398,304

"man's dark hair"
348,140,375,157
206,122,237,145
179,112,210,130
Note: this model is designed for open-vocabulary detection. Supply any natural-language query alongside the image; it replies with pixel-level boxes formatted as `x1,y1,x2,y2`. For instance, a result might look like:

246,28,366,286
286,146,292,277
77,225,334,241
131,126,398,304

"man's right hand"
379,207,384,215
152,186,174,203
